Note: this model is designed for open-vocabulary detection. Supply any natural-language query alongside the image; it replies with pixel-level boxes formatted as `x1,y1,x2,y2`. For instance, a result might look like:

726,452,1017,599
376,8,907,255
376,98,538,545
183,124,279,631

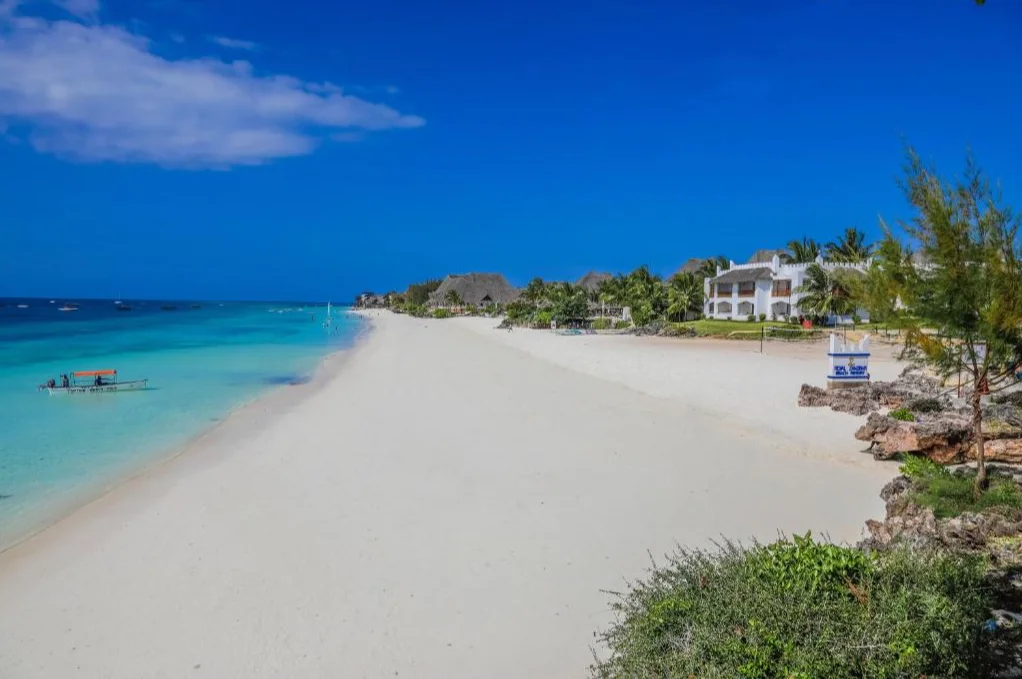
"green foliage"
592,535,995,679
534,310,553,328
614,320,631,330
443,289,463,306
747,314,756,322
825,227,873,262
784,236,821,264
405,278,442,306
795,263,860,320
591,318,612,330
882,148,1022,493
551,287,590,323
890,407,916,422
666,272,704,321
505,300,536,323
900,459,1022,519
432,308,451,319
758,312,767,322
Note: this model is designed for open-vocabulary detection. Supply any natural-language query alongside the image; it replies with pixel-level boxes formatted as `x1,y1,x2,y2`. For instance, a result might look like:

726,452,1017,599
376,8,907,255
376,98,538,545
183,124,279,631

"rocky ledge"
855,406,1022,463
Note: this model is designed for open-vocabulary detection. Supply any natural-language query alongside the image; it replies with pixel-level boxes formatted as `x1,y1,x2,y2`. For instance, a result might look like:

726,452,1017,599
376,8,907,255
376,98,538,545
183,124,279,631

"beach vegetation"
665,272,704,322
825,226,873,263
614,320,631,330
592,533,995,679
783,236,821,264
697,255,731,280
899,455,1022,519
405,278,443,306
793,263,859,321
432,308,451,319
890,407,916,421
591,318,612,330
533,310,553,328
443,289,464,307
878,148,1022,496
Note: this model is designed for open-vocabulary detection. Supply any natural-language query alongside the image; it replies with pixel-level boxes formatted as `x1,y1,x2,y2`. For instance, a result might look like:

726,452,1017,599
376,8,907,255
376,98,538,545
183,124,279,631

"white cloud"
385,85,400,95
209,35,258,51
53,0,99,18
0,9,424,167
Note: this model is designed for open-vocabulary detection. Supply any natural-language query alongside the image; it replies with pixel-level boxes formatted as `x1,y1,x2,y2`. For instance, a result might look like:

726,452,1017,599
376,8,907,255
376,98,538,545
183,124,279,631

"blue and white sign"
827,334,870,388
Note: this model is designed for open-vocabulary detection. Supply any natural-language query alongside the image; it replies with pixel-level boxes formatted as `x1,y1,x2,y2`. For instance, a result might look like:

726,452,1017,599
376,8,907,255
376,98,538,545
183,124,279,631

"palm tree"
522,277,546,304
825,227,872,263
795,264,857,320
784,237,821,264
697,255,730,279
666,272,704,321
444,289,463,307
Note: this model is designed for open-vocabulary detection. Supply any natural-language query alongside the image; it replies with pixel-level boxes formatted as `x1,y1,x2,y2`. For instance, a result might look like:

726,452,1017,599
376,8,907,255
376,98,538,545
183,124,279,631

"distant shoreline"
0,312,373,554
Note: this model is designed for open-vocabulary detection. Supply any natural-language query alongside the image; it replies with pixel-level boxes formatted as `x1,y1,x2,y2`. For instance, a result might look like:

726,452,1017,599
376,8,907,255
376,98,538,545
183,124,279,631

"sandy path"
0,313,894,678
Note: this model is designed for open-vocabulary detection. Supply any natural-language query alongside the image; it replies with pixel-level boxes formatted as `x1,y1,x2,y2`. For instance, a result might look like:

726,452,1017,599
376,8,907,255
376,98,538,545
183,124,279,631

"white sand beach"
0,313,900,678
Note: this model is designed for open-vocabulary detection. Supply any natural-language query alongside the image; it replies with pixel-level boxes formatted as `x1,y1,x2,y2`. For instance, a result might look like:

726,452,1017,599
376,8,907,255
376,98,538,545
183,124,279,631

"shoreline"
0,311,895,678
0,313,373,555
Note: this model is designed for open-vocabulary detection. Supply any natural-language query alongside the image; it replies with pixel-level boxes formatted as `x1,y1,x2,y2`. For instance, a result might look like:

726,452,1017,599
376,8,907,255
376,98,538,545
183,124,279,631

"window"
738,301,754,316
738,281,755,297
717,301,732,313
772,279,792,296
708,302,714,313
716,283,732,296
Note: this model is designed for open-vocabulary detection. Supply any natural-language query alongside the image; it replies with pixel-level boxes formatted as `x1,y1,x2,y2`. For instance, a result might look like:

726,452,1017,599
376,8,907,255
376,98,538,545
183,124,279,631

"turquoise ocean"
0,298,362,548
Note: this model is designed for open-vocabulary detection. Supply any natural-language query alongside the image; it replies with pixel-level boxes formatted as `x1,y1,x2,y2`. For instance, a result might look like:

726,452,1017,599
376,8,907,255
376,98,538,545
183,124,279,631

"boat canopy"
73,369,117,377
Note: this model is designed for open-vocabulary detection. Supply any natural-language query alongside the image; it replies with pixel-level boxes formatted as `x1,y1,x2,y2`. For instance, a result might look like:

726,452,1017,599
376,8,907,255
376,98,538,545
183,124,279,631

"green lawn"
677,319,793,337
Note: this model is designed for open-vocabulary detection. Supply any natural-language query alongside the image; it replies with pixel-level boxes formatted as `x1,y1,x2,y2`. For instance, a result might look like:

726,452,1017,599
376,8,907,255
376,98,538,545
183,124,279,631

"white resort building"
703,254,869,323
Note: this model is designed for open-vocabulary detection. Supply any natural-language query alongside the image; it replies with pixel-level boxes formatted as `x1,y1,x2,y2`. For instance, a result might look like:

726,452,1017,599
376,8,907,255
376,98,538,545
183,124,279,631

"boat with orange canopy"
38,369,149,395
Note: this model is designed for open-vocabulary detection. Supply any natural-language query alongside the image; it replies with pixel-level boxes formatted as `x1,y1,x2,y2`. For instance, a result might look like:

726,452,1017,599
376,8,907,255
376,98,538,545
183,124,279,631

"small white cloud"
385,85,400,95
209,35,259,51
53,0,99,19
0,8,424,167
169,31,184,43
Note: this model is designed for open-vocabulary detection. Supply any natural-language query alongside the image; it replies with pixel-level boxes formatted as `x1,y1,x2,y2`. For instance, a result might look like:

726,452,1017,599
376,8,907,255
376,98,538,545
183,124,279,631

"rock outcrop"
854,408,1022,464
798,367,949,417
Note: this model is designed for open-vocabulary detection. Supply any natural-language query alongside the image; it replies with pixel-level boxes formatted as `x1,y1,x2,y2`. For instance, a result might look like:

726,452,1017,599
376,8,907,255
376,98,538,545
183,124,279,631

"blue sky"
1,0,1020,301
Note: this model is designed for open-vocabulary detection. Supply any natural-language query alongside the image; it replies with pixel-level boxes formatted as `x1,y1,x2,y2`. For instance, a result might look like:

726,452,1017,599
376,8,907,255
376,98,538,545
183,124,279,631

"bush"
890,407,916,422
432,308,451,319
906,397,944,413
747,314,756,322
534,310,553,328
899,458,1022,519
614,320,631,330
592,533,995,678
592,318,612,330
758,313,767,322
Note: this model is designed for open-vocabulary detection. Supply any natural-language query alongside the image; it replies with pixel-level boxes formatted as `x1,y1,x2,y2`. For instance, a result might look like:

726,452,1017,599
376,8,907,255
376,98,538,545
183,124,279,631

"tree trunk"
972,388,989,496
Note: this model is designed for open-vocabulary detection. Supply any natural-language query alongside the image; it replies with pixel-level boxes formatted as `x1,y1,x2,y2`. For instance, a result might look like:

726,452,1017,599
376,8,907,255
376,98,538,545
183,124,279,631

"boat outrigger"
39,369,148,395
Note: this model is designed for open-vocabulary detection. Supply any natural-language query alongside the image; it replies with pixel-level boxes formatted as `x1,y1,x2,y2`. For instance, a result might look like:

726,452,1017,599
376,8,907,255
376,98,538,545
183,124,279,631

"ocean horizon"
0,297,363,548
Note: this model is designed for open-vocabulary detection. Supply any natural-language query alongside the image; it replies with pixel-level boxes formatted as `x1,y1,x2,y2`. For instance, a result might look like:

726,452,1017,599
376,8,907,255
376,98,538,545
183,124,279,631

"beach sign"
827,333,870,389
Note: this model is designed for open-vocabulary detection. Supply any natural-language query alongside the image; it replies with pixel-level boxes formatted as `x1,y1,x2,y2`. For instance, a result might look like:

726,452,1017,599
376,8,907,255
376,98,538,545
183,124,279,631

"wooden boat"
40,369,148,395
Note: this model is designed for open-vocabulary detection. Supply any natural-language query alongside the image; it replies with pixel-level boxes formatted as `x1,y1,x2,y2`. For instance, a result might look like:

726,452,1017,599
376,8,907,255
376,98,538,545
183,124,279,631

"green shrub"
903,462,1022,519
534,310,553,328
747,314,756,322
758,313,767,322
592,534,995,678
432,308,451,319
890,407,916,422
907,397,943,413
614,320,631,330
591,318,611,330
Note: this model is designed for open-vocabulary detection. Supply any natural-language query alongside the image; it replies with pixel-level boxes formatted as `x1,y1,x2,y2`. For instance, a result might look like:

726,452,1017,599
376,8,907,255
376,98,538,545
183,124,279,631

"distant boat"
115,304,132,312
16,304,29,309
58,302,79,312
49,300,55,304
190,304,202,309
39,369,148,395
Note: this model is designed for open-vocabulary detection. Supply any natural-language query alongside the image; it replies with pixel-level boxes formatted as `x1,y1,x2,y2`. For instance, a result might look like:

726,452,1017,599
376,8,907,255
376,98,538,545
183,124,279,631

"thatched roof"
676,258,706,275
710,267,773,284
746,249,784,264
429,273,520,306
576,271,612,292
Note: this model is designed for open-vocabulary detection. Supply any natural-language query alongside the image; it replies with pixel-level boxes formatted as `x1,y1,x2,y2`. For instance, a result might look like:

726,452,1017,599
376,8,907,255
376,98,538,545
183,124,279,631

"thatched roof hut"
429,273,521,307
575,271,612,292
746,248,784,264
